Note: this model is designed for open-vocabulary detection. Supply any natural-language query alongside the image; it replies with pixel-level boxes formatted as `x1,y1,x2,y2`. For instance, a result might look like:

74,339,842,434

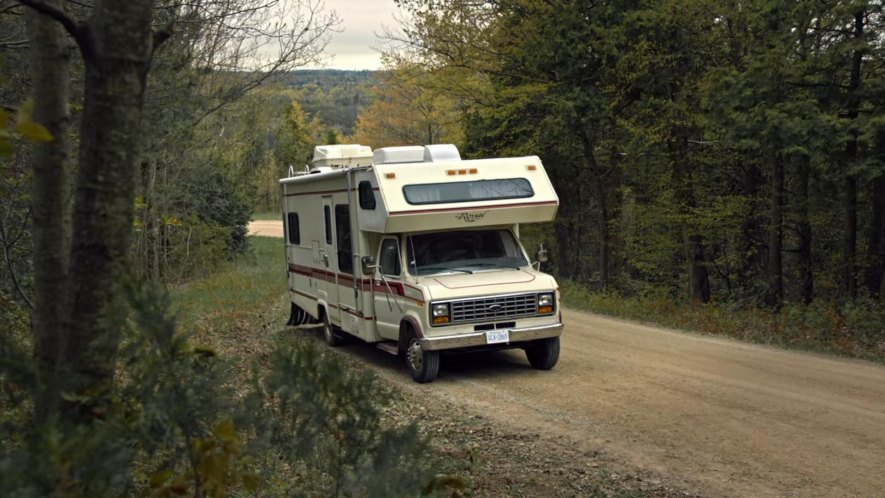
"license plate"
485,329,510,344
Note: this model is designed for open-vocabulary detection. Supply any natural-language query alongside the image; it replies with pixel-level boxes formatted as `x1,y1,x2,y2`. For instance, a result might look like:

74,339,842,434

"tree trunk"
580,128,611,290
794,153,814,304
671,138,710,304
687,233,711,304
26,0,73,428
58,1,158,419
842,9,864,300
766,152,784,307
867,174,885,298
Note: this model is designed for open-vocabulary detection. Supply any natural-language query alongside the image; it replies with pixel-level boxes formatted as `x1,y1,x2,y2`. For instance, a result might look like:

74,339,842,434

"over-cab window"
286,212,300,244
402,178,534,205
358,181,376,210
379,239,401,276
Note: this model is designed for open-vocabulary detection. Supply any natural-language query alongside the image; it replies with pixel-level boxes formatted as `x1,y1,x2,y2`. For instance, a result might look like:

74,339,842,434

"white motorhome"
280,143,563,383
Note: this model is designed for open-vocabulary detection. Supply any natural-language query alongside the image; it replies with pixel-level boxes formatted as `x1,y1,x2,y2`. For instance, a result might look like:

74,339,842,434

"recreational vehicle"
280,144,563,383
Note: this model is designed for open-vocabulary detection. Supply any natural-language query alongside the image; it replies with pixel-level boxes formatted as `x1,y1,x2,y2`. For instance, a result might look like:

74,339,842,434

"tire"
322,310,343,347
287,302,304,326
406,335,439,383
525,337,560,370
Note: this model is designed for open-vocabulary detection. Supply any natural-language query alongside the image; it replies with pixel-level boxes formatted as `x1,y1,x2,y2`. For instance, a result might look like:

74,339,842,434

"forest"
1,0,884,496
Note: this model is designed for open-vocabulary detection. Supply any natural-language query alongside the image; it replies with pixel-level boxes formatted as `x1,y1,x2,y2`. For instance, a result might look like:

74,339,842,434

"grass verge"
167,236,683,497
250,211,281,221
561,281,885,364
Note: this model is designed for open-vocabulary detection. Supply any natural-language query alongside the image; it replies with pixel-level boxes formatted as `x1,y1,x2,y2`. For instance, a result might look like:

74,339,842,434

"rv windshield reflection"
406,229,529,276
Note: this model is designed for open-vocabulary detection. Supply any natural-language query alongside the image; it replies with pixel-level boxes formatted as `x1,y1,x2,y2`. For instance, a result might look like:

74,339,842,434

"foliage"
353,62,464,148
386,0,885,313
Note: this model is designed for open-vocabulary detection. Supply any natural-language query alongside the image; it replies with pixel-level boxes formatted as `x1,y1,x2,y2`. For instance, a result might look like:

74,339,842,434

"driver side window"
379,239,401,277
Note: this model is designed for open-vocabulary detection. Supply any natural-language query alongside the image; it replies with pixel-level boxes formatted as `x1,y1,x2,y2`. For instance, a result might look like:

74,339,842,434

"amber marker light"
538,293,555,314
432,316,450,324
385,172,396,179
458,169,467,175
446,170,457,176
527,165,537,171
469,168,478,174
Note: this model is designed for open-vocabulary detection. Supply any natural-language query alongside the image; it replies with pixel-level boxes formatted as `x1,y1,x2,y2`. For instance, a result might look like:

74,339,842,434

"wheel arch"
398,315,424,353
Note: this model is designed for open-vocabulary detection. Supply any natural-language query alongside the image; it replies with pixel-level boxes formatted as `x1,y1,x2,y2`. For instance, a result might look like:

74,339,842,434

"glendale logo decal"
455,211,487,223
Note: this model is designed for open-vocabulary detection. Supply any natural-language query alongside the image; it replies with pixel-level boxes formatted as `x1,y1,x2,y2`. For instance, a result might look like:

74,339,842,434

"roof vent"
423,144,461,162
373,146,425,165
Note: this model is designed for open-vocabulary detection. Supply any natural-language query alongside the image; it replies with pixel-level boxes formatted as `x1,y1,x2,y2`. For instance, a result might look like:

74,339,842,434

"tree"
353,62,464,148
11,0,339,487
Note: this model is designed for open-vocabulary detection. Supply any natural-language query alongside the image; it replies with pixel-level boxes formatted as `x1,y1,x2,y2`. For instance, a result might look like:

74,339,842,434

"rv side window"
379,239,401,276
286,213,300,244
358,181,376,210
323,205,332,244
335,204,353,274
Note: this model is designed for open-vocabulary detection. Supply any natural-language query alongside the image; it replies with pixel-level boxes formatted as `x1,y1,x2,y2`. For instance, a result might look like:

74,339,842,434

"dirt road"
251,223,885,497
248,220,284,237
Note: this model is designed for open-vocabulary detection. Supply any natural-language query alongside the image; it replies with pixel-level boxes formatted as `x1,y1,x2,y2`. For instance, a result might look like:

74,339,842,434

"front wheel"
406,337,439,383
525,337,560,370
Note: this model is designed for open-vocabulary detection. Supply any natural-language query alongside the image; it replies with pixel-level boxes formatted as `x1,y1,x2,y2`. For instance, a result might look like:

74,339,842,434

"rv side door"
372,237,404,340
320,197,341,324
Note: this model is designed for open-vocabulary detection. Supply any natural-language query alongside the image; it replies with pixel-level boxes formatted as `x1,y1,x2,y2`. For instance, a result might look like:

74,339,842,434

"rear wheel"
287,302,305,326
321,310,343,347
406,335,439,383
525,337,560,370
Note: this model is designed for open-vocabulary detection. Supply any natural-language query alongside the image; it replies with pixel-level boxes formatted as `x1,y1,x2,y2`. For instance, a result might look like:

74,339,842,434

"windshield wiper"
467,262,523,270
419,266,473,275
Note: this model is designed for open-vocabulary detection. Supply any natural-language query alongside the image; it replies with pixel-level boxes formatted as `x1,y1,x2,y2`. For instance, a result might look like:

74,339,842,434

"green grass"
561,280,885,363
170,235,288,358
250,211,281,221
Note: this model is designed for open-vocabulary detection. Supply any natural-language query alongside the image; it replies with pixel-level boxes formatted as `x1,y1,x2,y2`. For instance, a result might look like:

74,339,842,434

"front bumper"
419,323,563,352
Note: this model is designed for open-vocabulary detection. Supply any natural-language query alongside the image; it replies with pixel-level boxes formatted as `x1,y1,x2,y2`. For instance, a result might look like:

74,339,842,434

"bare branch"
15,0,86,48
0,39,29,49
0,1,22,15
0,210,34,310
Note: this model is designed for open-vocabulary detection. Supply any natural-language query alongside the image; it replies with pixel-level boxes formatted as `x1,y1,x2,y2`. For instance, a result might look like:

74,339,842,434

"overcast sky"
309,0,403,70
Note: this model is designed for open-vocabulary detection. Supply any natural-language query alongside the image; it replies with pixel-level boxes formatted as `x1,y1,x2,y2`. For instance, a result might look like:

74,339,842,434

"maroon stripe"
289,263,424,303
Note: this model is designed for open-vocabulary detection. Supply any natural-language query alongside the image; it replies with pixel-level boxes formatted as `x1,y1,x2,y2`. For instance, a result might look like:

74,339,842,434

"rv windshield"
406,229,529,276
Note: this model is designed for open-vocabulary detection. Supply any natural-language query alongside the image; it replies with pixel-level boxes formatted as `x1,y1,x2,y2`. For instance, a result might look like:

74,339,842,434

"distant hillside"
283,70,380,136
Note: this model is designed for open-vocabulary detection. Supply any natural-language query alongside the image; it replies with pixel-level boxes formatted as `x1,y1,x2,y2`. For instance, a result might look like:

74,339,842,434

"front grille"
450,293,538,323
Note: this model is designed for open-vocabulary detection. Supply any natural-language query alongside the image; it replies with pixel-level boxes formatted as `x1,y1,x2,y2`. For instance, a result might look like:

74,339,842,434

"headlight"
538,293,555,314
431,303,450,324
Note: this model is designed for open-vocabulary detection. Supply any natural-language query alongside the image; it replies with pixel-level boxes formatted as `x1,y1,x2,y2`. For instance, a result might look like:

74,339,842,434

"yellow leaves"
17,120,54,143
0,99,56,158
162,215,181,227
15,99,54,142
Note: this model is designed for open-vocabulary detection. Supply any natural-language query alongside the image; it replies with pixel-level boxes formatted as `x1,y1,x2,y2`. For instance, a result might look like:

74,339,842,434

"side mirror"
361,256,376,275
536,243,549,263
